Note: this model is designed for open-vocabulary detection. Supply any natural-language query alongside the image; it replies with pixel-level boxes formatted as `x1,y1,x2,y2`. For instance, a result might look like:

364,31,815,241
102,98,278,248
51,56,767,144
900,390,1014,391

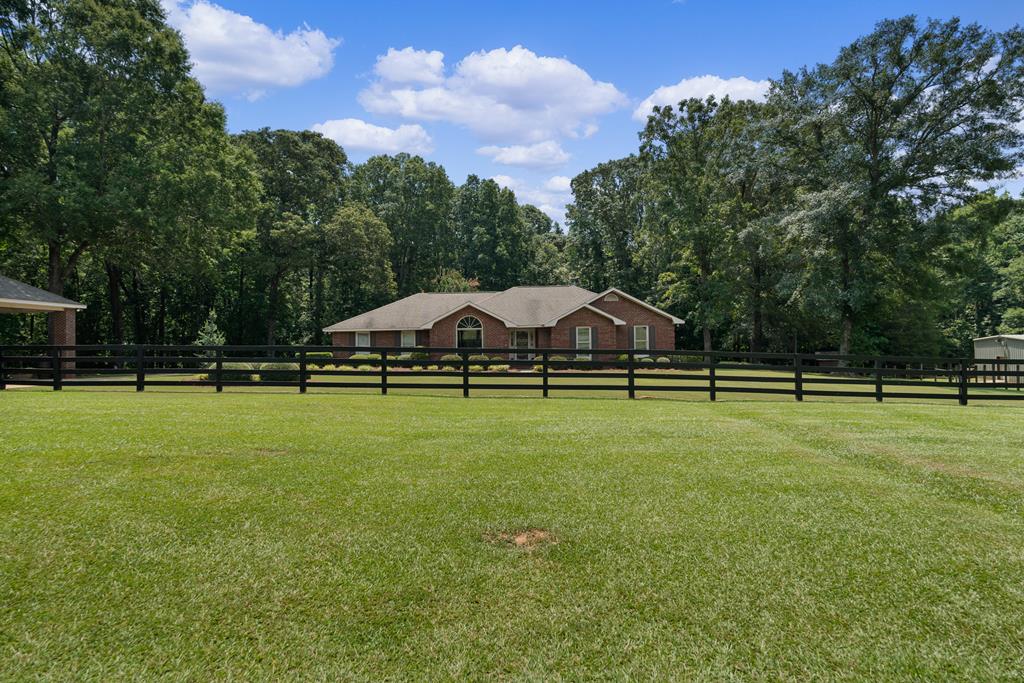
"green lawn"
2,392,1024,680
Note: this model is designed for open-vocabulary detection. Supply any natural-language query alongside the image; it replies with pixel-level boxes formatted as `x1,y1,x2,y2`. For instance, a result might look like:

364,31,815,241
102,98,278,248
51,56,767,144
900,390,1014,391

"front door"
511,329,534,360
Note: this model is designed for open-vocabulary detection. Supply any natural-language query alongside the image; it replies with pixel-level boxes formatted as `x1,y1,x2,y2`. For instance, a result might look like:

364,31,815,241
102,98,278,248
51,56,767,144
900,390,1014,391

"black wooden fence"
1,345,1022,404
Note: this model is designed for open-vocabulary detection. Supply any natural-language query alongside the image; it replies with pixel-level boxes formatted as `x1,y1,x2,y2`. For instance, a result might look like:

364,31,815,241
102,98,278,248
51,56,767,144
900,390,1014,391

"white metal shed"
973,334,1024,384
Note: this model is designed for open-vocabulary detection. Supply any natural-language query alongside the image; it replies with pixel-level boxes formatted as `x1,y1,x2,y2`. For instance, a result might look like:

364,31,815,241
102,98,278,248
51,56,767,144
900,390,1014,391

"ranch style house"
324,285,683,358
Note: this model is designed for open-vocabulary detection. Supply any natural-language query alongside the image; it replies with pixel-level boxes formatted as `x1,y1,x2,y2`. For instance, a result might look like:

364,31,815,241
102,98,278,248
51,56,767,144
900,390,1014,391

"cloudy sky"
161,0,1021,223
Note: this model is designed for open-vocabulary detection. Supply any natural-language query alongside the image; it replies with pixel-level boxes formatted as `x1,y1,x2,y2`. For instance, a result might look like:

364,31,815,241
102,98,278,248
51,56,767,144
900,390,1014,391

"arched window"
456,315,483,349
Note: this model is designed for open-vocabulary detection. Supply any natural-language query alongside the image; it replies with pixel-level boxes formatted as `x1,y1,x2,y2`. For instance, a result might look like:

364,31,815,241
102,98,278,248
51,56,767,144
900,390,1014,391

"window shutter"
649,326,656,351
592,326,598,349
574,326,580,348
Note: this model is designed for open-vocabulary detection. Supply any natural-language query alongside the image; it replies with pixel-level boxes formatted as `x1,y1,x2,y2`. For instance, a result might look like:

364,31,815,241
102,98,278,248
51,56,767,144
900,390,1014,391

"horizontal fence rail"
0,344,1022,404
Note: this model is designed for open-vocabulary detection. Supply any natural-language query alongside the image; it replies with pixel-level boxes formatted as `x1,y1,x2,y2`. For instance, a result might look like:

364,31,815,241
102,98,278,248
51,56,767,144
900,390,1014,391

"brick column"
48,309,76,372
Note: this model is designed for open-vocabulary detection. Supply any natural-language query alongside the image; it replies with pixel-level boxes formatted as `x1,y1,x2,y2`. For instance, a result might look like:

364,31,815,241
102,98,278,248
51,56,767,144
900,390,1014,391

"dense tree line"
2,3,1022,356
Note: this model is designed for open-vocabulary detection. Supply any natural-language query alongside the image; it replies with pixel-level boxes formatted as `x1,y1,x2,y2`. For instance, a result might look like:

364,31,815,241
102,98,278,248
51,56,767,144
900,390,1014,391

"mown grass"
2,391,1023,680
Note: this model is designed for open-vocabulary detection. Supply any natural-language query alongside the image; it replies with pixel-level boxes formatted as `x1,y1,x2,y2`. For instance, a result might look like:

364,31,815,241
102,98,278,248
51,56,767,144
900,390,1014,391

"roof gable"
588,288,683,324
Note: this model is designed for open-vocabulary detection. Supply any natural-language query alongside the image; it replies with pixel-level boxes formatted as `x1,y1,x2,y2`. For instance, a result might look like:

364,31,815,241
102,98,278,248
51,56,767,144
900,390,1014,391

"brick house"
323,286,682,358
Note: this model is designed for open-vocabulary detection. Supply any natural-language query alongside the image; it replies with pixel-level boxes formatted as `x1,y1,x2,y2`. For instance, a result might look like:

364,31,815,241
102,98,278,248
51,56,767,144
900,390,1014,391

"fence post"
299,349,307,394
52,347,62,391
708,351,716,402
462,351,470,398
380,349,388,396
542,351,549,398
874,359,883,402
0,345,5,391
793,354,803,402
958,358,969,406
627,350,636,399
214,348,223,393
135,345,145,392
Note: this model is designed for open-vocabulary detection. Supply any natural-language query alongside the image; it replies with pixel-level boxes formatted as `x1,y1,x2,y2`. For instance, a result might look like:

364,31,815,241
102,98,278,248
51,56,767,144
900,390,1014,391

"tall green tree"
0,0,215,298
519,204,570,286
317,203,396,336
566,156,647,294
350,154,455,296
640,97,749,351
234,129,348,344
452,175,534,290
771,16,1024,355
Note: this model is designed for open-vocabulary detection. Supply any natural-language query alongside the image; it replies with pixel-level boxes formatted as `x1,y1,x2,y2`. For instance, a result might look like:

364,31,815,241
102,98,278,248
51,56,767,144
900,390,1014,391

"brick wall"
428,305,509,356
549,308,617,355
330,329,421,358
590,294,675,352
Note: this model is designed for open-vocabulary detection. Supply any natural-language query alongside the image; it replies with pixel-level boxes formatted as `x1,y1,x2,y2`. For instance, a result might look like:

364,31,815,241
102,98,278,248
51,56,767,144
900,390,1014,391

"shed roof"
974,334,1024,342
0,274,86,312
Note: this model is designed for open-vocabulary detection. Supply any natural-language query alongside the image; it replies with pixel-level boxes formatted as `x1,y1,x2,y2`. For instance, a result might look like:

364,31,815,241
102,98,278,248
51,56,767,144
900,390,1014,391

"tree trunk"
131,272,147,345
312,267,325,345
47,240,64,296
703,325,713,352
266,272,280,346
750,304,764,354
157,288,167,345
105,262,124,345
839,314,853,358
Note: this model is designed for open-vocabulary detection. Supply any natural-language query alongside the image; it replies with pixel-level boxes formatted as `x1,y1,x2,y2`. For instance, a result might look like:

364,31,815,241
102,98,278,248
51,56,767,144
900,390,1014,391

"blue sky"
162,0,1023,222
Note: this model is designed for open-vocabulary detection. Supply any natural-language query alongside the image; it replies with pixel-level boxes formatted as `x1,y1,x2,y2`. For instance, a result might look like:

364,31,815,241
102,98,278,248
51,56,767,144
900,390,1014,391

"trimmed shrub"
426,365,440,371
350,353,380,369
469,354,492,362
258,362,300,382
439,353,461,370
204,361,261,381
469,364,484,372
356,364,376,371
488,364,510,372
656,356,671,364
640,357,655,364
306,351,334,359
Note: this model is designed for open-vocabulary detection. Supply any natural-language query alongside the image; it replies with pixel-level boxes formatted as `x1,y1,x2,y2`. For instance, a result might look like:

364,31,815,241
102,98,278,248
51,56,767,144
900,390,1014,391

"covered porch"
0,274,86,346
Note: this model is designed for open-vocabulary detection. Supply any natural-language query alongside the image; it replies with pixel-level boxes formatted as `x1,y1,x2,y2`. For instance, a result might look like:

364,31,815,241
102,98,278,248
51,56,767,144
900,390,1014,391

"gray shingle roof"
480,285,597,326
0,274,85,309
323,292,497,331
323,285,680,332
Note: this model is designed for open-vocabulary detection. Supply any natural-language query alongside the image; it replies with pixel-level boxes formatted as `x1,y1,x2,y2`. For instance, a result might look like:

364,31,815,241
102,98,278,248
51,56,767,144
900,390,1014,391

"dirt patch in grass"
484,528,558,550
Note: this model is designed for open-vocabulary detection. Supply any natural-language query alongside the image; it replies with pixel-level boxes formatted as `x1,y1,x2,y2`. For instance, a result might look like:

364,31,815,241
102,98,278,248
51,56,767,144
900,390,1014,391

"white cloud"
477,141,569,169
162,0,339,99
374,47,445,84
544,176,572,192
311,118,433,155
360,45,627,143
633,74,770,121
491,174,573,224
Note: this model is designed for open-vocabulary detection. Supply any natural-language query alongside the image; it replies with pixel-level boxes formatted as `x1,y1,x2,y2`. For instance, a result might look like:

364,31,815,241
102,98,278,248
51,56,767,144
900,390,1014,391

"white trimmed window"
355,332,371,347
633,325,649,353
575,326,592,359
401,330,416,347
456,316,483,349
